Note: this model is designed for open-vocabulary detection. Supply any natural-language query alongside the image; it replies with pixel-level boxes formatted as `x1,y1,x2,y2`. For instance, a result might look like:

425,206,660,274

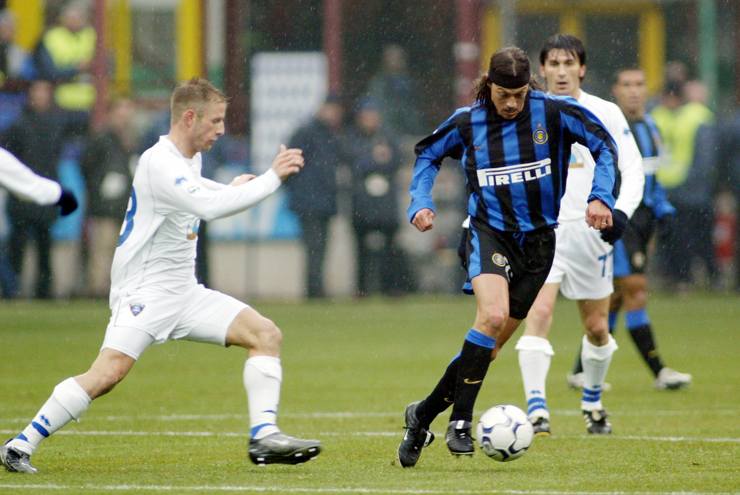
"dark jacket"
81,129,134,218
2,105,65,221
347,126,401,228
286,118,344,218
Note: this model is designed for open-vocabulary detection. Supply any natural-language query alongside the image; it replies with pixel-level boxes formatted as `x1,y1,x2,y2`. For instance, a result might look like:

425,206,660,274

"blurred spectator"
366,44,424,138
33,1,95,136
2,80,66,298
348,98,411,296
0,10,29,133
653,81,719,290
80,98,137,298
285,94,346,298
717,110,740,292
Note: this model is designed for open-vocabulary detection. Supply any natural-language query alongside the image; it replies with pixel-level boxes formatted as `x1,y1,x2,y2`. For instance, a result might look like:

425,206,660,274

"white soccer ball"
476,404,534,462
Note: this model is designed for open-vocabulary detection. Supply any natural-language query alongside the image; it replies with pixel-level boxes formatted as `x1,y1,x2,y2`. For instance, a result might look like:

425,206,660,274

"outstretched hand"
271,144,304,181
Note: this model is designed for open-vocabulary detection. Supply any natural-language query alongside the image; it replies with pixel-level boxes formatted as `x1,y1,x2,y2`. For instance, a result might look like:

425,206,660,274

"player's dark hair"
613,67,644,85
539,34,586,66
474,46,535,106
170,78,228,123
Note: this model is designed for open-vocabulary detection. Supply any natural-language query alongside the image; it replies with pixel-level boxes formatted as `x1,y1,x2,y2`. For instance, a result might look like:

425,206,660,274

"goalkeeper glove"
56,189,78,216
599,209,628,245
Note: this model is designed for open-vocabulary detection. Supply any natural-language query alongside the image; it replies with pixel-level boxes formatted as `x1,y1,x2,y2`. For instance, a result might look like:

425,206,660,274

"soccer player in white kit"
514,35,644,435
0,78,320,474
0,145,78,215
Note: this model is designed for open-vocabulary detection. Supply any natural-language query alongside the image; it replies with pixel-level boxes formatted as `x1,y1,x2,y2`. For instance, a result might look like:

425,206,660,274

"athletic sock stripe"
464,329,496,349
16,433,28,442
527,397,547,406
249,423,274,438
581,395,601,403
31,421,50,437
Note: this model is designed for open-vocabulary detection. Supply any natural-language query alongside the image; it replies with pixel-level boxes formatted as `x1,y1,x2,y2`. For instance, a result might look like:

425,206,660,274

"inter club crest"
533,124,548,145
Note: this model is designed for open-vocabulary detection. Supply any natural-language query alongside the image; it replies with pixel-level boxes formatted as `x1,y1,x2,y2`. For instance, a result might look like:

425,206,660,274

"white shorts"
546,220,614,300
101,284,247,360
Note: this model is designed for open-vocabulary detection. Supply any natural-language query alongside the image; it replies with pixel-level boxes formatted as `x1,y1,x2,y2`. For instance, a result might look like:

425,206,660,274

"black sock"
450,330,495,423
415,357,459,428
628,324,664,376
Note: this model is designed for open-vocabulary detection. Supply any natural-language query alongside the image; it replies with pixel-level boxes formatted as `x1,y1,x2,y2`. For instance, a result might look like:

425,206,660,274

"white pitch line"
1,408,737,424
0,484,733,495
0,429,737,443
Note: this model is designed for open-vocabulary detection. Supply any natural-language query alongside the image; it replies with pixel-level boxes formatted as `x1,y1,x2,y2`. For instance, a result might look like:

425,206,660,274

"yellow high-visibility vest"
652,102,714,189
43,25,96,111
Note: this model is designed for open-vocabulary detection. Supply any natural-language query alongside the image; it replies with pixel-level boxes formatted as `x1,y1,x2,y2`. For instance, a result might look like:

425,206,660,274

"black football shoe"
582,409,612,435
445,420,474,455
397,401,435,468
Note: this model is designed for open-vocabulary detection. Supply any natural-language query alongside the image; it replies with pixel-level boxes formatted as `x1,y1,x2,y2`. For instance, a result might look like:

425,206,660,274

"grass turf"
0,293,738,494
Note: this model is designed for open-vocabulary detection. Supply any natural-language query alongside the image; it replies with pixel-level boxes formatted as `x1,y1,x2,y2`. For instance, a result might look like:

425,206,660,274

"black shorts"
461,219,556,320
614,205,656,277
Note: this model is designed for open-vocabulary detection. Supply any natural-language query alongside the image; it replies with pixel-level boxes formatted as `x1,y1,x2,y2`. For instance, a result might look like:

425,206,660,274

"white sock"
244,356,282,440
516,336,554,420
581,335,618,411
9,378,91,455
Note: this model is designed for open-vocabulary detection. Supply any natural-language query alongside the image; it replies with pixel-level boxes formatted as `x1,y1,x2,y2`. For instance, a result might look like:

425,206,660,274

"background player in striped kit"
515,34,645,437
566,67,692,391
397,46,619,468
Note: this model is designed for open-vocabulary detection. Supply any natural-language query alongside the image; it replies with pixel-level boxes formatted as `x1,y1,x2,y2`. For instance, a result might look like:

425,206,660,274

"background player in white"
515,35,644,435
0,145,78,215
566,68,691,390
1,78,320,474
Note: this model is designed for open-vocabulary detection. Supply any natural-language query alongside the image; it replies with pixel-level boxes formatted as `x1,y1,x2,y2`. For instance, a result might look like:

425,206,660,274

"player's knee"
584,316,609,343
478,306,508,331
252,318,282,353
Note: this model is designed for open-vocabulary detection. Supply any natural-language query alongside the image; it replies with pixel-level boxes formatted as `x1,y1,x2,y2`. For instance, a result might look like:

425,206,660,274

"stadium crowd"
0,4,737,301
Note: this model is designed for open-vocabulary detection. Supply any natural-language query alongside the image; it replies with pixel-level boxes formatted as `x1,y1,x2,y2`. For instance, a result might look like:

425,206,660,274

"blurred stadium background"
0,0,737,300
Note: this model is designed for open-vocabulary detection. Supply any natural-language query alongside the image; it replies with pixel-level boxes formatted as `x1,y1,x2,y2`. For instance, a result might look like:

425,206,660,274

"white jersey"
0,146,61,205
559,91,644,222
110,136,282,305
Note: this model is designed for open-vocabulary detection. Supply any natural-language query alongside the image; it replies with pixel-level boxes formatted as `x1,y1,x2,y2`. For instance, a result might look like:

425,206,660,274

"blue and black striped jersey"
408,90,618,233
629,115,675,219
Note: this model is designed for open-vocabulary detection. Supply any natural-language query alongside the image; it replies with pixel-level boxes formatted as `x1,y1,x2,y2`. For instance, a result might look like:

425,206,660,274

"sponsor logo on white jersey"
477,158,552,187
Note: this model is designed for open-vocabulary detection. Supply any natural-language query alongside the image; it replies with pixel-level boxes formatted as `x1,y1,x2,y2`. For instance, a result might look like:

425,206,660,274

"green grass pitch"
0,293,738,494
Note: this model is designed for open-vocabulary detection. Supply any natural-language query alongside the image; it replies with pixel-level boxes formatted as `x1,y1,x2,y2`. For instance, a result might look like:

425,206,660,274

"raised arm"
156,145,303,221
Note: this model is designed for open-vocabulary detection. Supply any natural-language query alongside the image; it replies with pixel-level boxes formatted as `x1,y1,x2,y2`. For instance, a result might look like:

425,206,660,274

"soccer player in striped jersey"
1,79,320,474
566,67,691,390
0,146,78,215
397,46,618,467
515,35,644,437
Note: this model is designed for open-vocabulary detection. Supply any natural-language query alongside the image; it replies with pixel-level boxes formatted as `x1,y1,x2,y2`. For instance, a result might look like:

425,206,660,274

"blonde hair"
170,78,227,124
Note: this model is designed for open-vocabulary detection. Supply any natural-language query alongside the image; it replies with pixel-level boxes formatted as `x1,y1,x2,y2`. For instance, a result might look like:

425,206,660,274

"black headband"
488,69,530,89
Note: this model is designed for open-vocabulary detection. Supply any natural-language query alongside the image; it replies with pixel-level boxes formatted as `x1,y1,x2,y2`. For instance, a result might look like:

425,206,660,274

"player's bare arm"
412,208,435,232
586,199,613,230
